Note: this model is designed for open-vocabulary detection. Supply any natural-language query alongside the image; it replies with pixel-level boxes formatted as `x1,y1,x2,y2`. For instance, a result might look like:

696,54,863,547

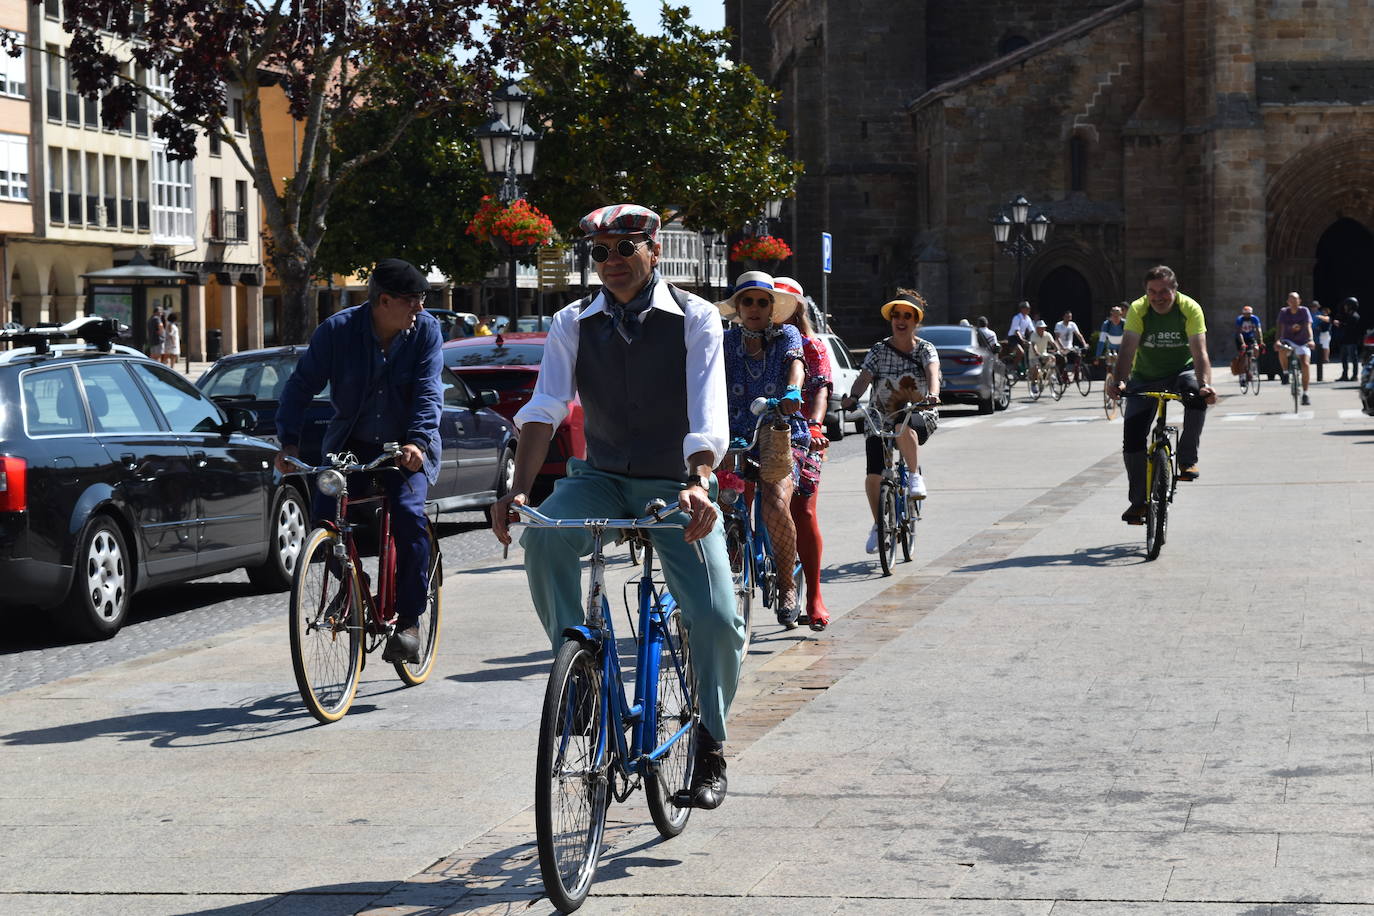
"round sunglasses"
590,239,650,263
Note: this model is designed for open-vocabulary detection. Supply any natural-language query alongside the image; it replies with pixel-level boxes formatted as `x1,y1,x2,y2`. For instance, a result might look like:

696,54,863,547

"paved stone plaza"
2,378,1372,914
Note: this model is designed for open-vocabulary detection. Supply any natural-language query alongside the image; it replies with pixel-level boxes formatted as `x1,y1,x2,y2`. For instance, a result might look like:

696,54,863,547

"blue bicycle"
515,501,701,913
719,400,810,654
863,403,931,576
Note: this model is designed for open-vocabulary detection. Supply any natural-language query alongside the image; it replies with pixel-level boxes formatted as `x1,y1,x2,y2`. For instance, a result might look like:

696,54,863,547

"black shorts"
864,414,934,474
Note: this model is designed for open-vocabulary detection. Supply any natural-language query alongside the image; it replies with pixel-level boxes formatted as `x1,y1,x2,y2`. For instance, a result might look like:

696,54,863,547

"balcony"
207,207,248,243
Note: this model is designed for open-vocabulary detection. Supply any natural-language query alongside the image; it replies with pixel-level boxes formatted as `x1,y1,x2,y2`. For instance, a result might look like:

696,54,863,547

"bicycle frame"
1140,392,1180,501
518,506,696,795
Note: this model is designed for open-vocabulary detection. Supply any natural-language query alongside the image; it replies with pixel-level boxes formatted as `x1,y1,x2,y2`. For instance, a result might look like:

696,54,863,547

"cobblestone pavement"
0,510,501,696
0,432,870,697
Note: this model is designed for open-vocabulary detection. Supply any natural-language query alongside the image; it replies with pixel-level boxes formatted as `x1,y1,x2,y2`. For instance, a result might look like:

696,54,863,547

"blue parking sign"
821,232,832,274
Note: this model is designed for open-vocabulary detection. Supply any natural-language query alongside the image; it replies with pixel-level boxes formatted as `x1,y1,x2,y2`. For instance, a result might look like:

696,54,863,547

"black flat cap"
372,258,430,295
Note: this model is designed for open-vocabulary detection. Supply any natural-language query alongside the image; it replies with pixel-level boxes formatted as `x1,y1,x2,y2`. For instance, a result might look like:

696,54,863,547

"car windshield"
200,356,329,400
516,316,553,332
920,328,975,348
444,343,545,367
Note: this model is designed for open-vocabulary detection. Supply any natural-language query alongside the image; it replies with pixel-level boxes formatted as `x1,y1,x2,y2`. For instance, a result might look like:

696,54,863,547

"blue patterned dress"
723,323,809,446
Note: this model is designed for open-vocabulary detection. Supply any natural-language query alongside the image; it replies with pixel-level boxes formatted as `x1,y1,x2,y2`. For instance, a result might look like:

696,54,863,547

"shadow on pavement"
0,692,325,747
957,542,1144,571
822,560,881,583
448,649,553,683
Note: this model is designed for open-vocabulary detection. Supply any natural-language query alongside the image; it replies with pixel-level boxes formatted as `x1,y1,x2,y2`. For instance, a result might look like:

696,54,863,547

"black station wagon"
0,318,309,640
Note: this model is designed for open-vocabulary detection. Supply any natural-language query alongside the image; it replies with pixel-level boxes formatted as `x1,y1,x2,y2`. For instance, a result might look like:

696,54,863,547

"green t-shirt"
1124,292,1207,380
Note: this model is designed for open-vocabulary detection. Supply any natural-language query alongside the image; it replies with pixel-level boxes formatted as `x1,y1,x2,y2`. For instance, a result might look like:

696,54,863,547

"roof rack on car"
0,316,127,354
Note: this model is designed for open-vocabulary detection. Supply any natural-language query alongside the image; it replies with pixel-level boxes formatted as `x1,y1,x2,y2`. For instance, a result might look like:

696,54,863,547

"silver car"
919,325,1011,414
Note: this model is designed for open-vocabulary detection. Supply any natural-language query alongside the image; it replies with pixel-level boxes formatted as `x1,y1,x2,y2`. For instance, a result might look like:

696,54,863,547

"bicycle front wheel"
645,610,698,839
1103,372,1118,419
536,639,608,913
1145,451,1171,561
1028,372,1043,400
394,522,443,686
877,481,897,576
1292,371,1301,412
724,517,753,658
289,527,363,724
1249,365,1261,395
1075,364,1092,396
1051,370,1066,401
899,490,920,562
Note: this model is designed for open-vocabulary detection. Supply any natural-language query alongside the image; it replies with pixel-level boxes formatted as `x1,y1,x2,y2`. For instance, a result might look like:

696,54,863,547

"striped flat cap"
578,204,661,239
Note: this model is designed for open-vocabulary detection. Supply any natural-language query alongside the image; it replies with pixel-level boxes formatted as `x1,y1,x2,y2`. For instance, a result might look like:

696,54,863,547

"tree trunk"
275,251,316,345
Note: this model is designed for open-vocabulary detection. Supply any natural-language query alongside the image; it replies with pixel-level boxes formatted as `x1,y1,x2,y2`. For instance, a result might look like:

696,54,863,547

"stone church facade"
731,0,1374,351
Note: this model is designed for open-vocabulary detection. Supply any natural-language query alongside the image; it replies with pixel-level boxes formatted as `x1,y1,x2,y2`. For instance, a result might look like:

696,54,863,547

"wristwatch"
685,473,709,491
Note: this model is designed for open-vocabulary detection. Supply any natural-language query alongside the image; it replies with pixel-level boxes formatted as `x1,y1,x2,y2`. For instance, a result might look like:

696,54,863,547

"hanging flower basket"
730,234,793,265
466,196,556,255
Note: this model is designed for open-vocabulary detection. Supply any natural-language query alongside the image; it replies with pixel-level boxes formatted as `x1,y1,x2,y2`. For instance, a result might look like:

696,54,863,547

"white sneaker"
865,525,879,554
908,473,927,499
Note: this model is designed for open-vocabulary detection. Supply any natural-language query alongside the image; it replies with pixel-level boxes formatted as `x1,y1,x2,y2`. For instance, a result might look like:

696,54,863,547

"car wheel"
495,446,516,498
60,514,132,641
247,485,309,592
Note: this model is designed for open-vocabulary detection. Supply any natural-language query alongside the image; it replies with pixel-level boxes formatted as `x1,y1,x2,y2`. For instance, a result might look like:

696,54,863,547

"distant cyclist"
1234,305,1263,359
1107,265,1217,524
1275,291,1314,406
1095,304,1126,361
1053,309,1088,352
1004,300,1035,370
1027,319,1063,382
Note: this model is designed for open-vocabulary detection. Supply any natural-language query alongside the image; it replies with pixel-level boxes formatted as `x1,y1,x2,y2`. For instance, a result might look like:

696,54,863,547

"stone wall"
927,0,1123,84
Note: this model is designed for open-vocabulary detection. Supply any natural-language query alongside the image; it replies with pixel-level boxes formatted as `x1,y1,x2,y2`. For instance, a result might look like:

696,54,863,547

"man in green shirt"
1107,265,1218,524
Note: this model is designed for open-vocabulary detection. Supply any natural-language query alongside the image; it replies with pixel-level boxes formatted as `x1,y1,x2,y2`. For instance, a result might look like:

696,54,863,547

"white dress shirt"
1008,312,1035,338
515,282,730,470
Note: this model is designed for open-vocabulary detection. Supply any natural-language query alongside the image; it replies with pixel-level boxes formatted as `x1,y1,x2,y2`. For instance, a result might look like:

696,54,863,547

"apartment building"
5,0,264,360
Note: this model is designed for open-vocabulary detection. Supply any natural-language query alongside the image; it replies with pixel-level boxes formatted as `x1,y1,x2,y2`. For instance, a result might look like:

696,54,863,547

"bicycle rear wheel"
899,491,920,562
394,522,443,686
1051,370,1066,400
645,609,698,839
536,639,608,913
289,527,363,724
877,481,897,576
1145,450,1171,561
1103,372,1118,419
723,517,753,658
1291,367,1301,412
1028,372,1043,400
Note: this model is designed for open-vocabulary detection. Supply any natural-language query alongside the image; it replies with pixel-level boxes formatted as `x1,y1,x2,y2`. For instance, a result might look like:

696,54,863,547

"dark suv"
0,318,309,640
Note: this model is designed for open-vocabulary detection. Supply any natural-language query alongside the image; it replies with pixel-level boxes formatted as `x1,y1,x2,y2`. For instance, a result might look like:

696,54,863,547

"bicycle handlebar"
281,441,405,476
512,501,687,531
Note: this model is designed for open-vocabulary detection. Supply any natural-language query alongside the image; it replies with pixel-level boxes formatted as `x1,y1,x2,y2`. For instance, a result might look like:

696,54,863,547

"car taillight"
0,456,26,512
951,355,984,366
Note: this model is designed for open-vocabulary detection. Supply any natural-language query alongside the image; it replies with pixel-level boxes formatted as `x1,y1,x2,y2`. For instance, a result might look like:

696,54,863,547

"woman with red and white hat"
775,276,831,630
719,271,808,628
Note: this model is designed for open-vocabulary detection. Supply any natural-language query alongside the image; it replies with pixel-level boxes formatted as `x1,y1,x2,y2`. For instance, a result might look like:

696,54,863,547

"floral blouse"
723,323,805,442
800,335,832,418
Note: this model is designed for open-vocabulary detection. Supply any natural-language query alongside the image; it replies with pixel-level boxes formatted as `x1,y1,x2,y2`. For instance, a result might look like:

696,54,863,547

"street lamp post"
991,194,1051,306
475,79,541,322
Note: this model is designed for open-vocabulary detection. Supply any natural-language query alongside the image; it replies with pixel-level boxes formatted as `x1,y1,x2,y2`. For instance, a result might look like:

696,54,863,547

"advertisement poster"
90,286,134,329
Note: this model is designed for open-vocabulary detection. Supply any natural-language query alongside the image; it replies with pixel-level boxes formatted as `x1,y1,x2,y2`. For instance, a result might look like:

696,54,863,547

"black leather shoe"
672,728,728,810
382,625,421,664
1121,504,1146,526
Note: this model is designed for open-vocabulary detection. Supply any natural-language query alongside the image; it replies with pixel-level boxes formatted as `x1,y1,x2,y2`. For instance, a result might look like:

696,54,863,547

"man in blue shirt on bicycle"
491,204,740,811
274,258,443,665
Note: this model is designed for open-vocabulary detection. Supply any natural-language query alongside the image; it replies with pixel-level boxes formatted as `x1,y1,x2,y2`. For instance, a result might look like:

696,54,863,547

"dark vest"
575,291,690,480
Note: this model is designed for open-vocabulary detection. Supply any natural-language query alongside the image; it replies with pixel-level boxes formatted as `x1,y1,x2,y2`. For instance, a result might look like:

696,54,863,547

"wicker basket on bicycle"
756,419,794,483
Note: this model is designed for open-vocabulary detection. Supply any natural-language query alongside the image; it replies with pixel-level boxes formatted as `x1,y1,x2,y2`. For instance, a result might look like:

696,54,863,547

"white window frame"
0,134,31,202
0,45,27,99
150,143,194,243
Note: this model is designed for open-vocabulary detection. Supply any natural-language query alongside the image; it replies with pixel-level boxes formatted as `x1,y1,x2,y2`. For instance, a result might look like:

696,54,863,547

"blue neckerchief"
606,270,660,343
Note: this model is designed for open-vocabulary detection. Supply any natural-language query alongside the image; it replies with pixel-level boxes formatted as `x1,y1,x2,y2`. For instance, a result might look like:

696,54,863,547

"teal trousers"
521,459,743,741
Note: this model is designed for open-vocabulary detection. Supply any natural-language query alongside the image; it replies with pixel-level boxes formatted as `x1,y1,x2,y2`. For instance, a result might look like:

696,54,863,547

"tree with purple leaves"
8,0,548,343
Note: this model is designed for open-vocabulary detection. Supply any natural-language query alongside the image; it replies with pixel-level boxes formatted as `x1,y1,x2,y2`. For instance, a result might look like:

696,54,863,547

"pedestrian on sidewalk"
1335,297,1363,381
162,312,181,368
146,305,165,360
1314,301,1331,381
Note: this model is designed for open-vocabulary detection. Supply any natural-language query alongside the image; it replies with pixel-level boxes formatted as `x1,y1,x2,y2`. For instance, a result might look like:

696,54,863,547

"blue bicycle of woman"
718,397,813,654
514,500,701,913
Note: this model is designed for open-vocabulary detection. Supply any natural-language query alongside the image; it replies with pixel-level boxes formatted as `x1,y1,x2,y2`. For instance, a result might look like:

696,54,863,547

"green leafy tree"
316,0,801,279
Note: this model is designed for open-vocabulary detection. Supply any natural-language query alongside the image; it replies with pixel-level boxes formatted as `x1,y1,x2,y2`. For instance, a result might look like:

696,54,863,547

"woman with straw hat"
719,271,808,628
840,289,940,555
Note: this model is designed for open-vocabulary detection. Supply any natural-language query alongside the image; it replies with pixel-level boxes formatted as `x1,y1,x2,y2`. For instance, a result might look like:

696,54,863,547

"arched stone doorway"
1035,265,1094,333
1267,131,1374,329
1314,218,1374,324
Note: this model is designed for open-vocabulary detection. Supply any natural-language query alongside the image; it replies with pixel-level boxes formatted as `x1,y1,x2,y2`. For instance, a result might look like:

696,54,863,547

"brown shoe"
1178,465,1199,481
1121,504,1146,526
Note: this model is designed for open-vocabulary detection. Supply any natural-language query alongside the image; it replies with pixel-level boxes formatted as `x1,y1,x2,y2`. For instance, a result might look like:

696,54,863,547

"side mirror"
225,406,258,434
479,389,499,407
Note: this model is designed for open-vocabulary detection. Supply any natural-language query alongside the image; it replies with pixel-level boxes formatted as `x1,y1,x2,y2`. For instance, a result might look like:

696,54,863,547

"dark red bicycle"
283,443,442,723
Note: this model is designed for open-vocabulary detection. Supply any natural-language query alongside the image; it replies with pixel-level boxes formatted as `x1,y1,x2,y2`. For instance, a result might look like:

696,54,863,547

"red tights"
789,487,829,625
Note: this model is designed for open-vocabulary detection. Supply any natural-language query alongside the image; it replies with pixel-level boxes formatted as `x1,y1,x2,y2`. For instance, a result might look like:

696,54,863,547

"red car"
441,332,586,484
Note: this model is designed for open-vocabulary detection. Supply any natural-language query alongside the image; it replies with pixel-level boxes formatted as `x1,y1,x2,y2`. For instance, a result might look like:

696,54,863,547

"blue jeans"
311,441,430,628
520,459,743,742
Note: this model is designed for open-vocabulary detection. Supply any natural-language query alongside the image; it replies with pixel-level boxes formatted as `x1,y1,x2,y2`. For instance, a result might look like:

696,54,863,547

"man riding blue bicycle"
1107,265,1217,525
274,257,442,666
491,204,740,811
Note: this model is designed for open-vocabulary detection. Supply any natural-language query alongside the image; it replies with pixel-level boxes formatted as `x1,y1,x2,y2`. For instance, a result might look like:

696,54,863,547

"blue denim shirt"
276,303,444,483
